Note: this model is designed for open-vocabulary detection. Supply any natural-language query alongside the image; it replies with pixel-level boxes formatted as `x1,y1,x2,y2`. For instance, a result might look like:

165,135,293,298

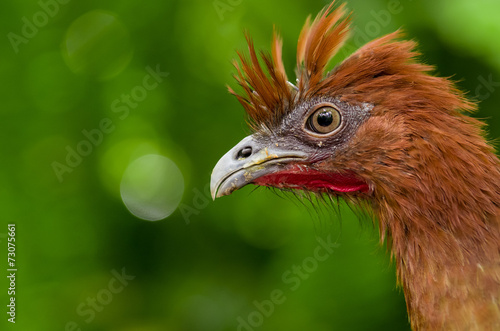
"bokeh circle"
120,154,184,221
62,10,133,80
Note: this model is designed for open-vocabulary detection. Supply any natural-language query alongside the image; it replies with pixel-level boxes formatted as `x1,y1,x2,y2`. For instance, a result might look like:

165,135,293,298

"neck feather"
371,112,500,330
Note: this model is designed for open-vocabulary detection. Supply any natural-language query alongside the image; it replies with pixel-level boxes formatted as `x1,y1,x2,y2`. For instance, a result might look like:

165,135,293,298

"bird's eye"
306,106,341,135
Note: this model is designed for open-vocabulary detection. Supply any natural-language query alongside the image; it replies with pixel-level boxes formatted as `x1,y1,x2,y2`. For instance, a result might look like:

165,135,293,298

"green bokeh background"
2,0,500,330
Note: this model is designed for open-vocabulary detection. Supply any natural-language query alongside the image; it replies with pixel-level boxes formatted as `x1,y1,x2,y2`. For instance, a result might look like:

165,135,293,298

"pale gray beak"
210,135,308,200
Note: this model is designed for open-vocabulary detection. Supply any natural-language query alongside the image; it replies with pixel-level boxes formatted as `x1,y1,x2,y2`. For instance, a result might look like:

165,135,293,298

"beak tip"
210,176,235,200
210,180,218,201
210,175,227,200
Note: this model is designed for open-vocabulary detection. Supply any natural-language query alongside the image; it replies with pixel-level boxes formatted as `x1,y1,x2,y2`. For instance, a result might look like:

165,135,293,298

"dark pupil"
317,111,333,127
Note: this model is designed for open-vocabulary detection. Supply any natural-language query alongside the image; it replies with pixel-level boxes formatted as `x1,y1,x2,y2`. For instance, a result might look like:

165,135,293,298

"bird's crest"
228,1,475,131
229,2,350,131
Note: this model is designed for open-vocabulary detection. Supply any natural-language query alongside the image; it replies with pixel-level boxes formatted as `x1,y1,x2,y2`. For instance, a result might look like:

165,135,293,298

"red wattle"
253,165,369,193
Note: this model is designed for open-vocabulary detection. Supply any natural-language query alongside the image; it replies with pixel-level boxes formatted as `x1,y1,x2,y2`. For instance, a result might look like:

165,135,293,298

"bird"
210,1,500,330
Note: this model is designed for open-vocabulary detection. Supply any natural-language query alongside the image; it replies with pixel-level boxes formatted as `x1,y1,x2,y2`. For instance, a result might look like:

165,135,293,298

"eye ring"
305,104,342,136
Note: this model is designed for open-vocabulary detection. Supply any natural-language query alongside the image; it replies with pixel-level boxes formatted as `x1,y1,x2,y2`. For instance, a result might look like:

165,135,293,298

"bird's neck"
371,122,500,330
381,208,500,330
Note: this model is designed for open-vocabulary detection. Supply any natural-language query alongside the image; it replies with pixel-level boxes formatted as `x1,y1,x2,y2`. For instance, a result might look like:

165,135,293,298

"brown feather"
296,15,312,69
313,29,500,329
271,27,287,82
300,2,351,92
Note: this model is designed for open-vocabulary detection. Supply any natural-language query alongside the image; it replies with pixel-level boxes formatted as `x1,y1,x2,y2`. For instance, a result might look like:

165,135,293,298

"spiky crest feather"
229,2,351,131
229,1,474,130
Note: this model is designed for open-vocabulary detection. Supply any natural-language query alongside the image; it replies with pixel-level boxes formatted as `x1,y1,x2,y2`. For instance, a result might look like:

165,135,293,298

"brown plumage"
211,2,500,330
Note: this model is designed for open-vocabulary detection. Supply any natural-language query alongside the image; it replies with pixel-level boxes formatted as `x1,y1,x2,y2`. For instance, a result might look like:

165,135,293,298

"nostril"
237,147,253,159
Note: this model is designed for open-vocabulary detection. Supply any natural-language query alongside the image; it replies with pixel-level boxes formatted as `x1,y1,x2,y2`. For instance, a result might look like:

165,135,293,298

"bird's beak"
210,135,308,200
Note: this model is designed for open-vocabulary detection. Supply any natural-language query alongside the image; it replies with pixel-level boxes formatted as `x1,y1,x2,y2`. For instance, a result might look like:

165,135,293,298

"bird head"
210,1,476,205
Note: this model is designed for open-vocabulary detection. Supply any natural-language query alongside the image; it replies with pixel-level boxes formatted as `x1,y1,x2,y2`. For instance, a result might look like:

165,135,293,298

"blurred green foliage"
1,0,500,330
